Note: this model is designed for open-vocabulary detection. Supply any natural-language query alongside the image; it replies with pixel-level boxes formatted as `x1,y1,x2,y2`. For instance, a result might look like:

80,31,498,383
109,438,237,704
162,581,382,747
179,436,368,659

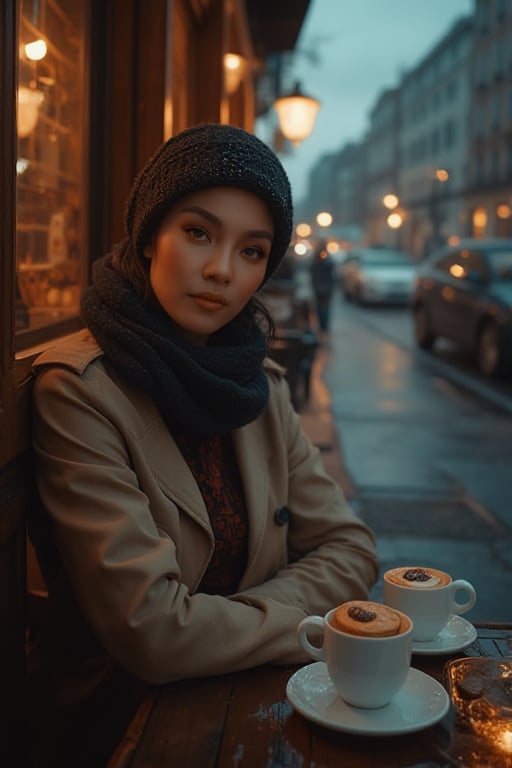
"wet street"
311,290,512,623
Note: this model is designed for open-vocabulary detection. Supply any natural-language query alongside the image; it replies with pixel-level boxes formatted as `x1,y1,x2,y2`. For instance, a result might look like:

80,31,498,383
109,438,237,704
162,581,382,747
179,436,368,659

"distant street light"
429,168,450,249
296,222,312,238
387,212,403,230
383,194,399,210
382,194,404,247
435,168,449,183
294,242,308,257
316,211,333,227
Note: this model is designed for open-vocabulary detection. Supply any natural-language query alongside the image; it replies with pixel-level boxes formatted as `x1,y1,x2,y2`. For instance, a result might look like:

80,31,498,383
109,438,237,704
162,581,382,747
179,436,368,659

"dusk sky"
256,0,474,204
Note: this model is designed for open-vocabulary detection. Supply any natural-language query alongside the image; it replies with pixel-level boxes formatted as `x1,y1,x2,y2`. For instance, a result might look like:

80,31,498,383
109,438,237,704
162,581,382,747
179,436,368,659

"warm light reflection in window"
473,207,487,236
24,38,47,61
16,2,86,338
447,235,460,246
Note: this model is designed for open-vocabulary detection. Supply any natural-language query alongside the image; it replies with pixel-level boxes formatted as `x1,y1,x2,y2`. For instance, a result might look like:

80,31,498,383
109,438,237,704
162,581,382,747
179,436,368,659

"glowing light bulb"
25,39,47,61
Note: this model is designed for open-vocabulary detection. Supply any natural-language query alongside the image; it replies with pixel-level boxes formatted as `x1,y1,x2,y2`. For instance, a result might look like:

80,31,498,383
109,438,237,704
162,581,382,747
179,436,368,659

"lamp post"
274,81,320,147
382,194,404,248
429,168,449,253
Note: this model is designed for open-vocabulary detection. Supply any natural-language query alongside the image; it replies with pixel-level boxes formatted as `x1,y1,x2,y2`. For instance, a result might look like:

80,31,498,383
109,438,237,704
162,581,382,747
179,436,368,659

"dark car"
340,246,416,305
411,239,512,377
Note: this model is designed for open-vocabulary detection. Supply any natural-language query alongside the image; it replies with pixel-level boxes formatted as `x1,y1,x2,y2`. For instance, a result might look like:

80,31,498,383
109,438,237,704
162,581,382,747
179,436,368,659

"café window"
16,0,88,341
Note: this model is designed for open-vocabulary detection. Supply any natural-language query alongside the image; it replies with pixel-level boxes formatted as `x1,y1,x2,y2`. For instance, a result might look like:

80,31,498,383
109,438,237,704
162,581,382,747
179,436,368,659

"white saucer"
286,662,450,736
411,615,477,655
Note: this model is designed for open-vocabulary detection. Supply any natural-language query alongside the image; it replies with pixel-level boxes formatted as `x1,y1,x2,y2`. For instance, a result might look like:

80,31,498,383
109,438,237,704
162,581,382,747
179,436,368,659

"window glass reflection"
16,0,86,335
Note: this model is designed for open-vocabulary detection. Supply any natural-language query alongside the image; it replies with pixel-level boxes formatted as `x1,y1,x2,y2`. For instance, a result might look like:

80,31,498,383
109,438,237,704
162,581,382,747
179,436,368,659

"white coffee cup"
297,606,413,709
383,566,477,642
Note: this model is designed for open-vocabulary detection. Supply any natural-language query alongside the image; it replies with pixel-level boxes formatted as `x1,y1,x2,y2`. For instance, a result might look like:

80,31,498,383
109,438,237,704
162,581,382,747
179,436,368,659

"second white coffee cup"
383,567,477,642
297,607,413,709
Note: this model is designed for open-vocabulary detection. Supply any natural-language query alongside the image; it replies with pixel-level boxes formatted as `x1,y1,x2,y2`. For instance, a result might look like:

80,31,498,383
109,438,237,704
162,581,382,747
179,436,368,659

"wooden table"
110,624,512,768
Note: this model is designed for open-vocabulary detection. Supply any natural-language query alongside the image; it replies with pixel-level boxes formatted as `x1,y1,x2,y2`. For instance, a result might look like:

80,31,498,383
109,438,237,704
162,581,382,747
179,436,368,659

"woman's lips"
190,292,228,310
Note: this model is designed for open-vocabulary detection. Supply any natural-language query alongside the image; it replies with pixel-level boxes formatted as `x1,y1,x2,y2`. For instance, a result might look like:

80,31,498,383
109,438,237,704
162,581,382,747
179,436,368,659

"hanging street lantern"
273,81,320,146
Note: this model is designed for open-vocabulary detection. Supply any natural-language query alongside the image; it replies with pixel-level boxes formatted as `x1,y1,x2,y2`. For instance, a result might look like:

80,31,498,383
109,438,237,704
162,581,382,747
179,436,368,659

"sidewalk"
298,341,356,499
302,301,512,623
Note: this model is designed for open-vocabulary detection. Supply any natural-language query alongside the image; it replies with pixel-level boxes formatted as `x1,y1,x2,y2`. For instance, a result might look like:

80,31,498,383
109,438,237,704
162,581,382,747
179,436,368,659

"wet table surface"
111,623,512,768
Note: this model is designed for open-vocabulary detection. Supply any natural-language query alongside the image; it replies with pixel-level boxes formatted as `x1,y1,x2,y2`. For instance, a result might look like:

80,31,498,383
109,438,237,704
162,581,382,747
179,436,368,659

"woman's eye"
243,246,267,261
186,226,209,241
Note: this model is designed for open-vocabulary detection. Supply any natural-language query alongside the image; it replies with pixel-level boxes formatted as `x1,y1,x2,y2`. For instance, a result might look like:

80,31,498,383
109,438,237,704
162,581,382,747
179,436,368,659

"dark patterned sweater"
172,428,248,595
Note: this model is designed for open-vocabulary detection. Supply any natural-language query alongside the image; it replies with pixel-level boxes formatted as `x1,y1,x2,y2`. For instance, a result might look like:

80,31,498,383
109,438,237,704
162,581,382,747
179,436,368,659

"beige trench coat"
32,330,378,685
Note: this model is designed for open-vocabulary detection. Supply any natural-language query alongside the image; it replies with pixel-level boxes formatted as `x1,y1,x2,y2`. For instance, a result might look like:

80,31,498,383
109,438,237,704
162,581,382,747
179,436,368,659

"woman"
28,124,378,765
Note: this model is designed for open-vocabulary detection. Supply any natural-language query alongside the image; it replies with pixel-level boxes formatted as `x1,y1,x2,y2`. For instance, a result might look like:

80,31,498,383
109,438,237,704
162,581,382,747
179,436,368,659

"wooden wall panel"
136,0,168,169
170,0,194,134
109,0,169,246
109,0,138,247
192,0,224,124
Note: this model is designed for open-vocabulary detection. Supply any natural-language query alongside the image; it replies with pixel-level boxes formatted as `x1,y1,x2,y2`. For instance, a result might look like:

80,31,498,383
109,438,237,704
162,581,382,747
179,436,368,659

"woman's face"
144,187,274,345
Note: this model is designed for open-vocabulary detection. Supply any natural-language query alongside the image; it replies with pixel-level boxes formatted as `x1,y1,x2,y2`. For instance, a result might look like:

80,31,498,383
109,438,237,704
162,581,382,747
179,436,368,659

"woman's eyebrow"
180,205,273,242
181,205,221,226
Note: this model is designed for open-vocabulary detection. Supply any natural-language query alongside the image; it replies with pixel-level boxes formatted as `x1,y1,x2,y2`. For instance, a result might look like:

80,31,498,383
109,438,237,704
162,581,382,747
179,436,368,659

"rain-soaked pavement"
298,291,512,624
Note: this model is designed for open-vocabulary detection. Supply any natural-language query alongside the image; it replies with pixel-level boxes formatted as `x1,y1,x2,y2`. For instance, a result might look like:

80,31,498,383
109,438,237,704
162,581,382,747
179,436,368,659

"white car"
340,247,416,305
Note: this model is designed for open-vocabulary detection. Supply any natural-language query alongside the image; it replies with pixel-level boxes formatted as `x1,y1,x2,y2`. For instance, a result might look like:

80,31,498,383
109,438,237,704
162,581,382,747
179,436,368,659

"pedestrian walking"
310,239,336,332
27,124,378,766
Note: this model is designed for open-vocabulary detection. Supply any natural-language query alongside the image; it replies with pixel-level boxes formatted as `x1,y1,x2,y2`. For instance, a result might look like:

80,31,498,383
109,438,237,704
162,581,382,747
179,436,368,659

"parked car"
411,239,512,377
340,246,416,305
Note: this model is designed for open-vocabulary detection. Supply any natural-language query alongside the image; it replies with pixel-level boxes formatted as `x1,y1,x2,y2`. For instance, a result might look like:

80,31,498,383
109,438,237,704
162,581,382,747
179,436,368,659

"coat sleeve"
235,373,379,614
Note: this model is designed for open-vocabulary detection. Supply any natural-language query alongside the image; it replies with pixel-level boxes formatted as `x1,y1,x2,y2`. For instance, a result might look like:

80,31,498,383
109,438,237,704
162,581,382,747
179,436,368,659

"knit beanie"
125,123,293,281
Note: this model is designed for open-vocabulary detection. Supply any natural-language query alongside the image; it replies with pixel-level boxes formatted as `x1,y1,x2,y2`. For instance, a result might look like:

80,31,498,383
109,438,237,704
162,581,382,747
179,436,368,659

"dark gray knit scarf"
80,255,269,435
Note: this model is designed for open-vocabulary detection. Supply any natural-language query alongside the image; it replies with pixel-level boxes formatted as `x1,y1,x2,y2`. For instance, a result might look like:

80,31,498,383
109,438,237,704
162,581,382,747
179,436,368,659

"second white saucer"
411,615,477,655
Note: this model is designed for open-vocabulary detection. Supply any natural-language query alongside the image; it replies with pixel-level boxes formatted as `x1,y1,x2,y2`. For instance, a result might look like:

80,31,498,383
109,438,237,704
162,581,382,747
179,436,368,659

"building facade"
302,3,512,259
466,0,512,238
363,87,401,246
398,16,473,259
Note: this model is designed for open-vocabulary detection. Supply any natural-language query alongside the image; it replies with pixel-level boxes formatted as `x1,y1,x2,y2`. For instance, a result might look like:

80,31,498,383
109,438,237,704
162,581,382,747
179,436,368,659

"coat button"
274,506,290,526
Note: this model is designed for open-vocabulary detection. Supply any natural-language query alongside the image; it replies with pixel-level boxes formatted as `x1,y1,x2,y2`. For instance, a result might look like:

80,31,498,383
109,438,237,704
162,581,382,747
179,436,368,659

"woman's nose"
203,246,233,282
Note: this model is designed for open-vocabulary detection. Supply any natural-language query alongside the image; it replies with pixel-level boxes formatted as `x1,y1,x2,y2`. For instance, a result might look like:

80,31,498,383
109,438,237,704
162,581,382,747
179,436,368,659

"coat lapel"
147,429,213,533
233,422,270,585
